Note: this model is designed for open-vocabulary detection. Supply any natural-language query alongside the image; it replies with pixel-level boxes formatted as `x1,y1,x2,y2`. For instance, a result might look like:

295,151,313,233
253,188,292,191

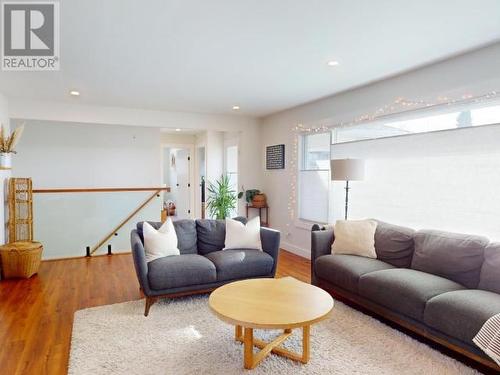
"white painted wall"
331,124,500,241
205,130,224,218
0,94,10,245
12,120,161,188
160,133,196,145
260,42,500,258
10,100,263,211
205,130,224,184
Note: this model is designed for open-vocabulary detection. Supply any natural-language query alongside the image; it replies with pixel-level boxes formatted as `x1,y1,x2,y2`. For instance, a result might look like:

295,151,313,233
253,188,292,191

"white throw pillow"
143,218,180,262
331,219,378,258
224,217,262,250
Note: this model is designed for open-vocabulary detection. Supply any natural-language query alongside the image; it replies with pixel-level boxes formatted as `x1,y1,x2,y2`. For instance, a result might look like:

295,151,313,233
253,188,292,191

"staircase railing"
32,186,169,259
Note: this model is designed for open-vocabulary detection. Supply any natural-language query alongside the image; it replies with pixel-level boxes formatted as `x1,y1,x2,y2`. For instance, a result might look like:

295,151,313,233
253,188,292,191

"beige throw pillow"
331,219,378,258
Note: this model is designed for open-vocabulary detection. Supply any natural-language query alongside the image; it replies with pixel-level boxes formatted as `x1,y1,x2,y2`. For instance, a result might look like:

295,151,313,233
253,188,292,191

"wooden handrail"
90,189,162,255
33,187,170,193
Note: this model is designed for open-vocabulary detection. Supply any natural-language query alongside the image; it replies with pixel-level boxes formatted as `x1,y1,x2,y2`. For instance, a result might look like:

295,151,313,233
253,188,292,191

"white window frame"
296,132,332,227
331,98,500,145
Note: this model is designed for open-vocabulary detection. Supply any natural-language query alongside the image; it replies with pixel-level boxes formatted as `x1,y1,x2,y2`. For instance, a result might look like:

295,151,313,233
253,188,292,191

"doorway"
162,145,194,219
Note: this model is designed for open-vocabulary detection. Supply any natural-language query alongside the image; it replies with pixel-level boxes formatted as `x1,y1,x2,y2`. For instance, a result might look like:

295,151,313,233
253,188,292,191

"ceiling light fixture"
232,105,240,110
69,90,80,96
175,128,181,132
327,60,340,67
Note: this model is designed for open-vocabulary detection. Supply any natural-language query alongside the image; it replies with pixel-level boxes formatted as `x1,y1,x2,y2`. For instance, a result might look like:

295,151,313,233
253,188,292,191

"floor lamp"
330,159,365,220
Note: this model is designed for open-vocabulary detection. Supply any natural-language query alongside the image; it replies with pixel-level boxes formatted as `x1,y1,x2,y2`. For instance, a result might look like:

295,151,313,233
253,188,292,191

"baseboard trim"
280,241,310,260
42,251,132,262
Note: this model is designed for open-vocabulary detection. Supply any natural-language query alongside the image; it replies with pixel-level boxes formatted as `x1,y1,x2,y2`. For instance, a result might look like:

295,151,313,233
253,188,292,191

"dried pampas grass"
0,123,24,153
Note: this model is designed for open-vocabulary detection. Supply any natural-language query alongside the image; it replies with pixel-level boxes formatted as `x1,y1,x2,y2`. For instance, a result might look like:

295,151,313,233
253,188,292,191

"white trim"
280,240,310,260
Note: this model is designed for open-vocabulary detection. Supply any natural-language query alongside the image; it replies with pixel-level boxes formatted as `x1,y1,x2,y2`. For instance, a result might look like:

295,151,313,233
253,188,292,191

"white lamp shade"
330,158,365,181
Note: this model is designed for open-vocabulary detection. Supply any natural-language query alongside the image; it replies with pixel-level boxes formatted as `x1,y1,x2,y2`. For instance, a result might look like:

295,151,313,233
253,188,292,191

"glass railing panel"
33,190,163,259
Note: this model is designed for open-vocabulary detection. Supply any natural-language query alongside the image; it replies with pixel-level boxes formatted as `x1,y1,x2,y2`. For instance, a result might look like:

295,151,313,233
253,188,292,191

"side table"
246,205,269,227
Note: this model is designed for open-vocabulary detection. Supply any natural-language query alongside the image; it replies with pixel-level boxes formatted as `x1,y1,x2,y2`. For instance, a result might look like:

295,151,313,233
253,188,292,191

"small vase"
0,153,12,169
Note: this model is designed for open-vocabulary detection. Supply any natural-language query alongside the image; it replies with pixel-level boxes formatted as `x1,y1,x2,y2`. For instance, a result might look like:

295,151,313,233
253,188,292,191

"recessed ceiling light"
327,60,340,67
69,90,80,96
232,105,240,110
175,128,181,132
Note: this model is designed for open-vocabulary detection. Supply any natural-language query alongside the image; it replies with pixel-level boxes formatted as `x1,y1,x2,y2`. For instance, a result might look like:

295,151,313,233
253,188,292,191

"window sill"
294,219,326,231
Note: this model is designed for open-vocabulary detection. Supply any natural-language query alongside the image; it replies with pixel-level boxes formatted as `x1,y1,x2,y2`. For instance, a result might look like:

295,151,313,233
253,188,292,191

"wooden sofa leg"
144,296,157,317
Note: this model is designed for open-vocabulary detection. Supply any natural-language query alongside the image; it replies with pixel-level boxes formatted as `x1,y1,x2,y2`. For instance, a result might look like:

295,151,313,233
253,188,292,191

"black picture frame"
266,144,285,169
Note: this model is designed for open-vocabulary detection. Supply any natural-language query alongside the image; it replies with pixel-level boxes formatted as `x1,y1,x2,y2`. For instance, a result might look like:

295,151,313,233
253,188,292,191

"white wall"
0,94,10,245
160,133,196,145
10,100,263,214
9,120,163,259
204,131,224,218
12,120,161,188
260,42,500,258
331,124,500,241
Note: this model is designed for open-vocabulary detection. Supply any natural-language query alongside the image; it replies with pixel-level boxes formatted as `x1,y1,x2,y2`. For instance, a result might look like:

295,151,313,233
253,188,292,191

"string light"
286,90,500,222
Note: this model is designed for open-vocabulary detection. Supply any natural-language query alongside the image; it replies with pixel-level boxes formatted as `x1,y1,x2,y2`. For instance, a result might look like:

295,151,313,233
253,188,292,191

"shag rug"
69,296,479,375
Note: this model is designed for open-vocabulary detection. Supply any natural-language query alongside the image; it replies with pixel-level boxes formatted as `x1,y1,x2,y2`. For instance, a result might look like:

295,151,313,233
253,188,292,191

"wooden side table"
246,204,269,227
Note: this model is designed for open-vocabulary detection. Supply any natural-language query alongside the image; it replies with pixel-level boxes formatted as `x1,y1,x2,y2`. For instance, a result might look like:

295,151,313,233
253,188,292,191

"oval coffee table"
209,277,334,369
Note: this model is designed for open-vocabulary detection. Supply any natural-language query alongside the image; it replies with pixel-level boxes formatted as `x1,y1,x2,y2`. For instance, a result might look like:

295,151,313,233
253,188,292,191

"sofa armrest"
261,227,280,276
311,228,334,284
131,229,152,296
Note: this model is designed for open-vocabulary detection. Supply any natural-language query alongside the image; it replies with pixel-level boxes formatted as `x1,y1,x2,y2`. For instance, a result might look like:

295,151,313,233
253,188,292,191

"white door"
174,149,191,218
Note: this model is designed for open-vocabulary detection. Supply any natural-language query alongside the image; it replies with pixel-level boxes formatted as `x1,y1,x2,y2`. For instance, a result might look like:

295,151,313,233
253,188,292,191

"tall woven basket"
8,178,33,242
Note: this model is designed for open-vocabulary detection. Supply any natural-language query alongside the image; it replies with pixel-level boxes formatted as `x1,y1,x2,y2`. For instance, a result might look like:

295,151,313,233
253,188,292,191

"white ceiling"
1,0,499,117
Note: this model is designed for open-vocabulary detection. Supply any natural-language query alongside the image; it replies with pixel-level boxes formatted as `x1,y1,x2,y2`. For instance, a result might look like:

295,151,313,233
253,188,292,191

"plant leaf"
8,124,24,152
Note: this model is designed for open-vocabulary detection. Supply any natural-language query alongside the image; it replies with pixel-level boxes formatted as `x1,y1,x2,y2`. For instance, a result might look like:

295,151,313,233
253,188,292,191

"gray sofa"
311,220,500,371
131,218,280,316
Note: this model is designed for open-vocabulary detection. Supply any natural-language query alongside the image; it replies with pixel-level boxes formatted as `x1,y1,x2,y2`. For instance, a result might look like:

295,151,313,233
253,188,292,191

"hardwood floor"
0,250,310,375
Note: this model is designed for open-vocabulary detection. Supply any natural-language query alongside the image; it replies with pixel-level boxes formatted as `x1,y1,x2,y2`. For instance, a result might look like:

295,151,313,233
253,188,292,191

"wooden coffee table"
209,277,334,369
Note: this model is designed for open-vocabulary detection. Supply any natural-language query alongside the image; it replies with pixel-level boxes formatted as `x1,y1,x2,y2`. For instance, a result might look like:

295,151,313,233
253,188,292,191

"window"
327,99,500,240
332,100,500,144
298,132,331,223
225,144,238,217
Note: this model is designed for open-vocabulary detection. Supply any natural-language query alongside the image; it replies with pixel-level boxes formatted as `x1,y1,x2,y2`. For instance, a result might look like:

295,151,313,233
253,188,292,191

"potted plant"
206,175,237,219
238,187,267,208
0,124,24,169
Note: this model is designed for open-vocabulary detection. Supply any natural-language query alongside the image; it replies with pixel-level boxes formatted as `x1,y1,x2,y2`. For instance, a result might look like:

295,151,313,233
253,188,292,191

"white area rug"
69,296,478,374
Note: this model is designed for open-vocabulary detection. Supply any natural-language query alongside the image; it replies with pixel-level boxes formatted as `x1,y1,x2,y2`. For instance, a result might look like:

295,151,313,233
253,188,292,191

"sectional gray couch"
311,220,500,371
131,218,280,316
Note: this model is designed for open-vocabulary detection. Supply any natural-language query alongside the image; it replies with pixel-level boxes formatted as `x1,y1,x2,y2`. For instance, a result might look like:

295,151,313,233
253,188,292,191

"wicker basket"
251,193,267,208
0,241,43,279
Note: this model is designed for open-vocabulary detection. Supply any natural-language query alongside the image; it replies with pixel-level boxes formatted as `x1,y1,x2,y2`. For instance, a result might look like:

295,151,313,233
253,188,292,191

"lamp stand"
344,180,350,220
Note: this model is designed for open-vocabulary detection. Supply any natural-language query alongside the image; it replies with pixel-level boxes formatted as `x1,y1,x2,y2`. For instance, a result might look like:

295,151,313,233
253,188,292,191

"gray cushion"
424,290,500,344
374,220,415,268
172,219,197,254
411,230,488,288
359,268,465,321
204,249,274,281
196,219,226,255
315,254,395,293
136,220,197,254
479,243,500,294
147,254,216,290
